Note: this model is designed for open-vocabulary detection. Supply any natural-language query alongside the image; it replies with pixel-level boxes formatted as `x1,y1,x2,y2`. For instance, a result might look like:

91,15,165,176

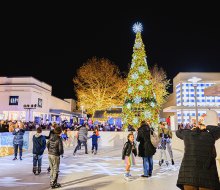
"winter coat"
90,134,100,145
33,133,46,155
136,124,156,157
78,126,88,142
47,134,64,156
61,133,68,141
12,129,25,145
176,125,220,190
122,141,137,160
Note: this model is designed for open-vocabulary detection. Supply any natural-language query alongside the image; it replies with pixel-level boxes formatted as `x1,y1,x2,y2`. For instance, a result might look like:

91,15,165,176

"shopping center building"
163,72,220,130
0,77,83,123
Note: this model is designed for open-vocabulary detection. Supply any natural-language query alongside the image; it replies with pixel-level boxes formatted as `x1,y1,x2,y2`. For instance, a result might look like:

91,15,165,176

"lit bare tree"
73,57,126,116
150,64,170,107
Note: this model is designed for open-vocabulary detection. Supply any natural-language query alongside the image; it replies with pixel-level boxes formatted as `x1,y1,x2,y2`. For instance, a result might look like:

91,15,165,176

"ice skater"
158,122,174,166
47,126,64,189
73,124,88,155
122,133,137,180
46,122,58,172
32,127,46,175
89,131,100,154
61,128,71,148
12,121,25,160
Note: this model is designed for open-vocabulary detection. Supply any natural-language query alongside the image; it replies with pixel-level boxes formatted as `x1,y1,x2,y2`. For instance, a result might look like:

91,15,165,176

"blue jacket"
90,134,100,144
13,129,25,145
33,134,46,155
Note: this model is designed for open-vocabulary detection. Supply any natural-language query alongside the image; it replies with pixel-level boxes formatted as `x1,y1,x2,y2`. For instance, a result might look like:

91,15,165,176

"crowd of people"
122,113,220,190
0,120,123,133
3,110,220,189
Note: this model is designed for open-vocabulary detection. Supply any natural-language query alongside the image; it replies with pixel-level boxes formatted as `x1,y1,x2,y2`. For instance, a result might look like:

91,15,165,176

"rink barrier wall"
0,131,220,176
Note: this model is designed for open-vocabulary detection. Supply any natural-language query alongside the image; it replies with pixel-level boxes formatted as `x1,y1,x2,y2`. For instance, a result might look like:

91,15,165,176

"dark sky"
2,7,220,99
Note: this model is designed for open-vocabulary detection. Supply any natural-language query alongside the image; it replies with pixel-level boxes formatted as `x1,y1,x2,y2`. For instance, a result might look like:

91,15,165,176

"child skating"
32,127,46,175
89,131,100,154
122,133,137,180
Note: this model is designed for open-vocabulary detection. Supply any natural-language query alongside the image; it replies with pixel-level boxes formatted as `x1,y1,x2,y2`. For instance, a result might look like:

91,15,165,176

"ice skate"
33,167,37,175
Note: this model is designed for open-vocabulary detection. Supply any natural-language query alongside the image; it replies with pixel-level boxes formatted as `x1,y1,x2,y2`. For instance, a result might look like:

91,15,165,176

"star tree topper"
132,22,143,33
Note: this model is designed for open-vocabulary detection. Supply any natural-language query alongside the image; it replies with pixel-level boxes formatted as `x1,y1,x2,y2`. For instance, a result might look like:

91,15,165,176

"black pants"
74,141,87,153
14,144,23,158
92,143,98,151
77,139,81,150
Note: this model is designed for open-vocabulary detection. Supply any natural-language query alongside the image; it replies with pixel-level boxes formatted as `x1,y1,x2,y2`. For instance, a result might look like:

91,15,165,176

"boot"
47,167,51,173
165,161,169,166
33,166,37,175
38,167,41,175
52,173,61,188
50,181,55,188
171,159,175,165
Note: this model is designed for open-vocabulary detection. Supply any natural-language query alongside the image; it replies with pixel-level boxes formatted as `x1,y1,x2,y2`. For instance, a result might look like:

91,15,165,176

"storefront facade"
0,77,76,123
163,72,220,129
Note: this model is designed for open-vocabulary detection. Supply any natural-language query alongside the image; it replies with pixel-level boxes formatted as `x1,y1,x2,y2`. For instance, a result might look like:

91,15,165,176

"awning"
49,109,82,117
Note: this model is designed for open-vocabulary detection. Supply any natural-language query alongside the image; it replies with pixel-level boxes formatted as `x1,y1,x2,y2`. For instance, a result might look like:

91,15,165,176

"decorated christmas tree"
123,22,159,129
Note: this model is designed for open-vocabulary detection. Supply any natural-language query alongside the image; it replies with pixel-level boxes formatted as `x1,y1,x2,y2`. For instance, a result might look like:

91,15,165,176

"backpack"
150,129,160,148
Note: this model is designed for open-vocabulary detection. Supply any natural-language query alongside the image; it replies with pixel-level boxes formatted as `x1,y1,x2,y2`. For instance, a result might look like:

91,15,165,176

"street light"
23,104,37,121
188,77,202,125
81,105,84,118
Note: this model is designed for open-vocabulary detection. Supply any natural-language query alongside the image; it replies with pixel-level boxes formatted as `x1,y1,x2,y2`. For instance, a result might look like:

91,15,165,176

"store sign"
38,98,43,108
9,96,19,105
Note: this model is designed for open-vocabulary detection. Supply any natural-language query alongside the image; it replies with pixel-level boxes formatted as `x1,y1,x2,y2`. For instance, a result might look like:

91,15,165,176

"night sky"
2,7,220,100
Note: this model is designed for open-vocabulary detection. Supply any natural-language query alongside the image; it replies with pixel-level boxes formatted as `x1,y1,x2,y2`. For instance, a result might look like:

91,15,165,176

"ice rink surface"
0,145,183,190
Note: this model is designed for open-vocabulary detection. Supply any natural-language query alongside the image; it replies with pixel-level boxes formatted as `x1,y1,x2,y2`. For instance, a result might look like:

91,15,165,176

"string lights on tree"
123,22,159,128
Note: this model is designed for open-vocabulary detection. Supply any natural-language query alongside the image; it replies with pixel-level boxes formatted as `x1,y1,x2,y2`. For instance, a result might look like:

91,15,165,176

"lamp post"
188,77,202,126
23,104,37,122
81,105,84,118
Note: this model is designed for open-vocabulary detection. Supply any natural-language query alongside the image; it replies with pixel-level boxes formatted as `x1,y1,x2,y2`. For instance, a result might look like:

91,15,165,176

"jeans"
143,156,153,176
166,142,173,160
48,155,60,183
14,144,23,158
160,149,168,161
33,154,43,167
92,143,98,151
74,141,88,153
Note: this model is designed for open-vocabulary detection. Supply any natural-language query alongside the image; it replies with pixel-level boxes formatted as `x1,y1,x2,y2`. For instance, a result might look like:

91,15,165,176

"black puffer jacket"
122,141,137,160
136,124,156,157
47,134,64,156
176,126,220,190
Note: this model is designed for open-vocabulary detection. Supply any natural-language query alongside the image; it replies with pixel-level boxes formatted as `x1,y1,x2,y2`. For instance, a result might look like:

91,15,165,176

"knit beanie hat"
54,126,62,134
204,110,219,126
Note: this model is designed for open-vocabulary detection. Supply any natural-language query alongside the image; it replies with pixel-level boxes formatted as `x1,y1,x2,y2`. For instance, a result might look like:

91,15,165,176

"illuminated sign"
9,96,19,105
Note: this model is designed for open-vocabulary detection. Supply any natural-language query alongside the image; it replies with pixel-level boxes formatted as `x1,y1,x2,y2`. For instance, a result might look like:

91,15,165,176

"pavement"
0,145,183,190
